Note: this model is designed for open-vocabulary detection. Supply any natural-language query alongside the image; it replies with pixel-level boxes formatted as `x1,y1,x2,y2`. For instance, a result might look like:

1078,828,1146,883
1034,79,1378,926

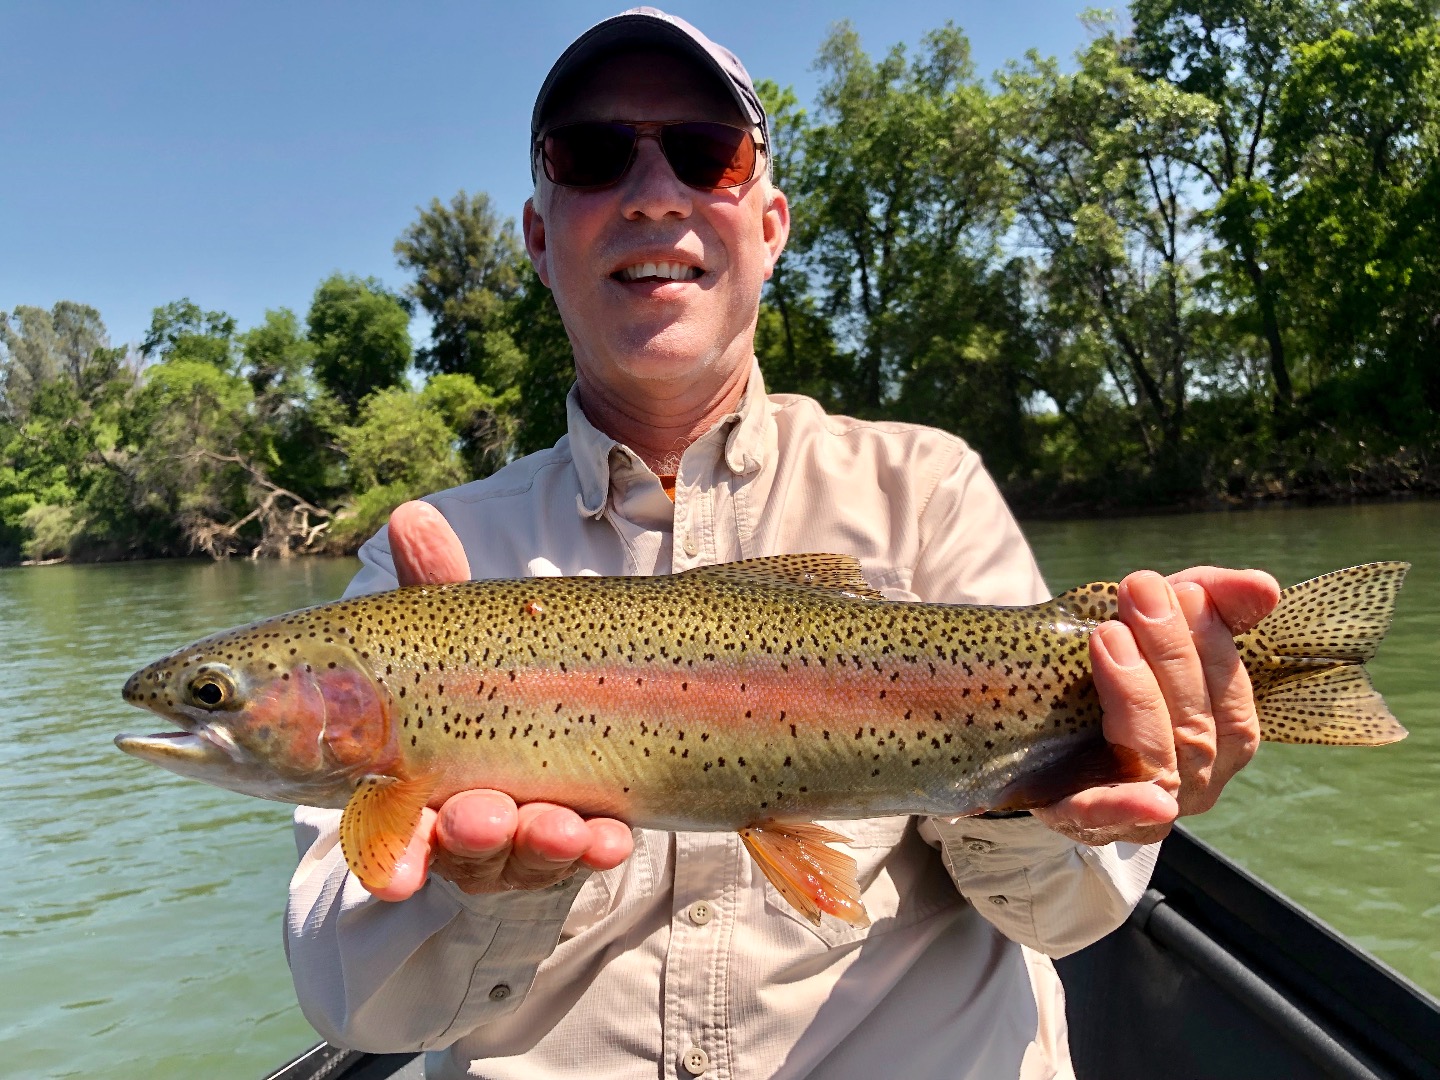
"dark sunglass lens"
544,123,636,188
663,123,756,189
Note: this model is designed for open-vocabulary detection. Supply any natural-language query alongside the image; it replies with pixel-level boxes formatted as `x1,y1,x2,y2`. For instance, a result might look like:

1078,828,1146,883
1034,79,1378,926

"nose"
122,670,143,703
620,134,693,220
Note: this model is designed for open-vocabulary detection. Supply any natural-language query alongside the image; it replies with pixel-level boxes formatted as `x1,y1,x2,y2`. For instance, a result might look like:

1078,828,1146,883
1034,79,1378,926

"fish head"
116,622,398,808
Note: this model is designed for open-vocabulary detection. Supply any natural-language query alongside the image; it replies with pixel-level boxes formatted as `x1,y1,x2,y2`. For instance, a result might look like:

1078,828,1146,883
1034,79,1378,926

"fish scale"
117,554,1410,927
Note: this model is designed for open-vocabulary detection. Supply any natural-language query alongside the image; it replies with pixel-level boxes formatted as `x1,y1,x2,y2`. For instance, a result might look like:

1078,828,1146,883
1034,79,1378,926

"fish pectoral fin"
739,820,871,929
339,773,435,891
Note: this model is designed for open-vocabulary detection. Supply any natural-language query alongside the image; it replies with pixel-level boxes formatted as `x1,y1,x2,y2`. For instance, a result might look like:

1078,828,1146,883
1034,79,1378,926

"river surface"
1,501,1435,1078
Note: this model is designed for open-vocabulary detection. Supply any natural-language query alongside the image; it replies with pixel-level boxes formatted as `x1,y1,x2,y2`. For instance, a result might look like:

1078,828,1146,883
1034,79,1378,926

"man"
287,10,1278,1078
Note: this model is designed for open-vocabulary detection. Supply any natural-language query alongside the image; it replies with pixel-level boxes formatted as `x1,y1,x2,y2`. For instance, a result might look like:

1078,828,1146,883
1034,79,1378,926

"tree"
781,23,1035,476
140,298,238,369
1269,0,1440,442
1129,0,1345,410
752,80,843,406
306,274,412,415
394,190,526,383
999,28,1219,485
330,375,518,550
1,302,133,420
503,267,577,455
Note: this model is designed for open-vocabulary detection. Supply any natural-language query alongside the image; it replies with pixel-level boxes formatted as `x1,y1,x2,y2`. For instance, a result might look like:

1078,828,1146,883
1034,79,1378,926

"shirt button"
988,894,1009,906
687,900,715,925
680,1046,710,1075
963,837,996,854
488,983,511,1001
681,531,700,557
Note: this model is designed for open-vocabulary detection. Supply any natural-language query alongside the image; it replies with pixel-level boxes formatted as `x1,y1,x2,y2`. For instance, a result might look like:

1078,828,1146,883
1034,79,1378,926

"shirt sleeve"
910,439,1160,956
285,805,587,1052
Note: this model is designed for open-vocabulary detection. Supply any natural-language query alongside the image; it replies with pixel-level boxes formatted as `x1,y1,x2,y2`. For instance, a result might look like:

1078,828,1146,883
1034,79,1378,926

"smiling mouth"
614,261,704,283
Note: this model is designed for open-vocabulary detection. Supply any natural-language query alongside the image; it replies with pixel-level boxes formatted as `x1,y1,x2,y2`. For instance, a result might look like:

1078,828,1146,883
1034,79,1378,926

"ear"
523,197,551,287
760,186,790,281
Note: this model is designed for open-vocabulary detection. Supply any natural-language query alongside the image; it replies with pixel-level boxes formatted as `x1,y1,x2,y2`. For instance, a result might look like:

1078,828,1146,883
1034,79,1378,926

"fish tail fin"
1241,562,1410,746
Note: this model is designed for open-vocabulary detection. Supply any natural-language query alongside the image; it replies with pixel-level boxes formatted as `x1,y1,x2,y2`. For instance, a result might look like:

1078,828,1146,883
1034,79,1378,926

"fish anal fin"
739,820,871,928
687,554,886,601
991,737,1157,812
1256,665,1407,745
339,773,434,891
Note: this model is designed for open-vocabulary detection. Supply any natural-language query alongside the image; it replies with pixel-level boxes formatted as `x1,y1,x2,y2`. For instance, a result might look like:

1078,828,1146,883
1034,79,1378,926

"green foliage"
7,0,1440,562
503,267,577,454
329,373,519,550
306,274,413,415
140,298,238,369
394,190,526,382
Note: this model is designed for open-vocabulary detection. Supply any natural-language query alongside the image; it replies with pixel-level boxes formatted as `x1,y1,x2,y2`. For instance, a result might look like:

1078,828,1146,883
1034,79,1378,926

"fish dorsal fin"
685,554,885,600
1047,580,1121,623
739,820,871,928
339,773,435,891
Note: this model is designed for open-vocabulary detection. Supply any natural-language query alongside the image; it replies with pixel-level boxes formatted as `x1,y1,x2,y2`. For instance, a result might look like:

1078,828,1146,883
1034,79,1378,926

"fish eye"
189,672,236,710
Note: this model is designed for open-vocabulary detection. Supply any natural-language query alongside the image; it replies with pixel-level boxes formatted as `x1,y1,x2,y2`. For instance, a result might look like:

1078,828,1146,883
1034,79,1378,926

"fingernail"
1128,572,1174,619
1094,622,1143,667
1173,581,1207,626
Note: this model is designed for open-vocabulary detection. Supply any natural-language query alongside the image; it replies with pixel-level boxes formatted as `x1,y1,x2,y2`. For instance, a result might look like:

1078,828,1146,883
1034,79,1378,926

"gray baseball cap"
530,7,769,174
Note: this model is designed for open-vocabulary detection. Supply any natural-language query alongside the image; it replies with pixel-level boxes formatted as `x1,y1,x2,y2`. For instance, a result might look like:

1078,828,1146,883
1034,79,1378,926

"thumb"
390,501,470,586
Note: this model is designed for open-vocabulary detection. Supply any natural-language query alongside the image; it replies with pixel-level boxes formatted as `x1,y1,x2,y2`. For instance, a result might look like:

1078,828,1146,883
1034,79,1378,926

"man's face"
524,49,789,404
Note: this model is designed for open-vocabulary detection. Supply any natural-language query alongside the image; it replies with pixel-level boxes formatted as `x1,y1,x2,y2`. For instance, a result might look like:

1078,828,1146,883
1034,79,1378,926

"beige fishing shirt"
286,361,1158,1080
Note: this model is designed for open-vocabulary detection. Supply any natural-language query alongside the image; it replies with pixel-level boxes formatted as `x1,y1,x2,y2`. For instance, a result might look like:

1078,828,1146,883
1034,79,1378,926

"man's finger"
502,804,593,890
390,501,471,586
1090,619,1176,781
1119,571,1217,796
1173,582,1260,813
367,807,439,902
581,819,636,871
433,791,520,894
1035,782,1177,846
1165,566,1280,634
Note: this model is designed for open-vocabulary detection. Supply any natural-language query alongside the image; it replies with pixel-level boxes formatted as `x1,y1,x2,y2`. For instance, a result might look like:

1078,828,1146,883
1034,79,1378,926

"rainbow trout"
117,555,1408,926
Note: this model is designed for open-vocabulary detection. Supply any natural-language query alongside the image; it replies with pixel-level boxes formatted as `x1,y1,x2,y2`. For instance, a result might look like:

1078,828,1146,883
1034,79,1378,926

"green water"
0,502,1435,1078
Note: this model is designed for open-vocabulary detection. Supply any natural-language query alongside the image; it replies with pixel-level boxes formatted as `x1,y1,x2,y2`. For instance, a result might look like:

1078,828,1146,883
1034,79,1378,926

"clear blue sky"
2,2,1097,351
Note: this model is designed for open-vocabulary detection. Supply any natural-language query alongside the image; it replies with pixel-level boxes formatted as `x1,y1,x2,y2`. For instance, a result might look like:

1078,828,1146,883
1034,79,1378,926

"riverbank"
12,484,1438,567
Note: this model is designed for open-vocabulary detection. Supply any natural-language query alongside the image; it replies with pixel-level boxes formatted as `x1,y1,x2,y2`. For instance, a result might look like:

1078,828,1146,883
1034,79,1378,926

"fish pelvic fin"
739,821,871,928
1240,562,1410,746
339,773,435,891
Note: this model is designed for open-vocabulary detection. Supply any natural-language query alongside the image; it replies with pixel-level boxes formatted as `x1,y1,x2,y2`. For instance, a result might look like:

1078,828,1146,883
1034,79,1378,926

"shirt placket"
663,831,739,1080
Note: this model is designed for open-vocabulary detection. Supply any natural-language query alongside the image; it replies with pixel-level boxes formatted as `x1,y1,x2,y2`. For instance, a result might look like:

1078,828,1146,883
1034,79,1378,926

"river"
1,501,1435,1077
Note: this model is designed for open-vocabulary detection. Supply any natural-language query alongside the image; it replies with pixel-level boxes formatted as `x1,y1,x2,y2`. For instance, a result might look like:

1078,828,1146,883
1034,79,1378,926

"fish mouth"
114,727,305,803
115,726,245,767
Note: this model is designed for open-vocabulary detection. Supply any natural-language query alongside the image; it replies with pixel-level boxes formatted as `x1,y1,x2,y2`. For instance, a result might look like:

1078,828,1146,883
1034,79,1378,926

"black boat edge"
264,826,1440,1080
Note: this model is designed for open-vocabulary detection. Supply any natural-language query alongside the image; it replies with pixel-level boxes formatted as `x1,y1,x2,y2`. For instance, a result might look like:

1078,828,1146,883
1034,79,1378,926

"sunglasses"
537,120,765,192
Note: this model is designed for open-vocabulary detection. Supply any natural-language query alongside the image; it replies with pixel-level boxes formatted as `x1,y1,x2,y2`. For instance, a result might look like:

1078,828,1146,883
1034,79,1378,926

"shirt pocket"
560,827,658,940
759,815,958,948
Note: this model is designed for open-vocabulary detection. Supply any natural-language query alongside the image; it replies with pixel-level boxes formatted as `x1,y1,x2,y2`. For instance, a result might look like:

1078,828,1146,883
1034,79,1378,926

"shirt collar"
567,357,771,519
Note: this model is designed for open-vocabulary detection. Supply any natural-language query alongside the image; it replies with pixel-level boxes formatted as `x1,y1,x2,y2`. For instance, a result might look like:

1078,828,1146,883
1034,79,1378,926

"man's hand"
365,501,634,902
1034,566,1282,847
